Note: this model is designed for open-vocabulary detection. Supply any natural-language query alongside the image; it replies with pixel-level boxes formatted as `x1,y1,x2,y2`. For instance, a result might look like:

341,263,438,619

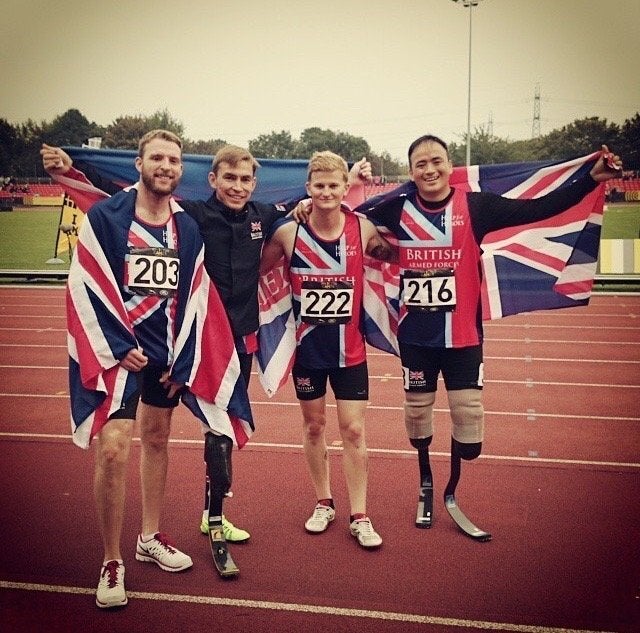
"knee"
404,391,436,439
96,423,132,470
139,407,172,450
339,418,365,447
448,389,484,444
303,415,327,442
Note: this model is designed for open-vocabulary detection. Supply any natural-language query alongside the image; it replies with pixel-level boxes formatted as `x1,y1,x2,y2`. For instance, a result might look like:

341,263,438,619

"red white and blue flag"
359,151,606,320
256,152,606,395
59,172,253,448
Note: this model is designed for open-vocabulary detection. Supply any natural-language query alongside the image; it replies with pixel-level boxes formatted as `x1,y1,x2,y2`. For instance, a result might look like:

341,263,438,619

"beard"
141,170,179,196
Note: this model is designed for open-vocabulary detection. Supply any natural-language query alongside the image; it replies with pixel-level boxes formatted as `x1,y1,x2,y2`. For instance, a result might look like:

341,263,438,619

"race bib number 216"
401,269,456,312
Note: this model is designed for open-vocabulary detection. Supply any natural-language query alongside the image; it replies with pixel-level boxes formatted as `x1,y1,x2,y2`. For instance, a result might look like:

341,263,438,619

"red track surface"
1,286,639,633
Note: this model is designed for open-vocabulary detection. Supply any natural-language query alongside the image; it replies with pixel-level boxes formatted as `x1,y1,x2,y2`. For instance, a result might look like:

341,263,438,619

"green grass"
601,203,640,239
0,207,70,270
0,202,638,271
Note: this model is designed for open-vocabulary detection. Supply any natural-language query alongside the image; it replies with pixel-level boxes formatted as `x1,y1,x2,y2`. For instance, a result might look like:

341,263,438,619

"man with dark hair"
361,135,622,536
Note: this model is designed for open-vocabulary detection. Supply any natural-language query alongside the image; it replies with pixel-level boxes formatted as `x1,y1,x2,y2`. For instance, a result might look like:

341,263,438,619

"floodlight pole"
451,0,482,166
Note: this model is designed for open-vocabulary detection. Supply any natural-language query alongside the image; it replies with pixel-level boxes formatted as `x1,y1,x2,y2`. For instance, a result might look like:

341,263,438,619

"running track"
0,286,639,633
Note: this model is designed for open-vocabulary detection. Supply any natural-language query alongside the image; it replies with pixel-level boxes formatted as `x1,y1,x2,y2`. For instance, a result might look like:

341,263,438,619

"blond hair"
211,145,260,174
307,151,349,182
138,129,183,157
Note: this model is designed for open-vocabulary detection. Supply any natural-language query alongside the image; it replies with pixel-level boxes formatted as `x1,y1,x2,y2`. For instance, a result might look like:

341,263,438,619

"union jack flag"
359,151,606,321
258,152,606,397
296,377,311,388
58,171,253,448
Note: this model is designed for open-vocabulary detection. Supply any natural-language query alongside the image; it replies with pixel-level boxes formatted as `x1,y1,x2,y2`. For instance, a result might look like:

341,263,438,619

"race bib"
300,280,354,325
126,247,180,297
401,269,456,312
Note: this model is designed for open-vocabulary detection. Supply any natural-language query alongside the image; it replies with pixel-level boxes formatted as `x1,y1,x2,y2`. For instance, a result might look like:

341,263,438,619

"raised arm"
344,157,372,209
590,144,623,182
40,143,72,175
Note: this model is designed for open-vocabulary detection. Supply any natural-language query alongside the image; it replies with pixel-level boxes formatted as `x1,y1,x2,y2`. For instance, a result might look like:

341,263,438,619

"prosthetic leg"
443,389,491,541
204,433,239,576
405,392,436,528
411,437,433,528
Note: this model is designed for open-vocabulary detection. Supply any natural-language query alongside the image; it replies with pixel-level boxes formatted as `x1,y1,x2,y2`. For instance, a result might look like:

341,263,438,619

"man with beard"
43,130,250,606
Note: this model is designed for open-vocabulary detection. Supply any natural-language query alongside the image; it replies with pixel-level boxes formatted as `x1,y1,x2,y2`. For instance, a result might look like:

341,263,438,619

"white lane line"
0,581,617,633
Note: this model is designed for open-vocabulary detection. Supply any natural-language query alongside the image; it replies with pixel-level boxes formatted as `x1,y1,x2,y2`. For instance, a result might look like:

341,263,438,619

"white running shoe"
135,533,193,572
350,517,383,548
304,504,336,533
96,560,128,609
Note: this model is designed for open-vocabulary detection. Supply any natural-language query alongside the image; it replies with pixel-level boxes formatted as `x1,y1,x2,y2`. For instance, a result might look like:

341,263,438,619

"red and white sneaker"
350,517,382,548
96,560,128,609
135,533,193,572
304,504,336,533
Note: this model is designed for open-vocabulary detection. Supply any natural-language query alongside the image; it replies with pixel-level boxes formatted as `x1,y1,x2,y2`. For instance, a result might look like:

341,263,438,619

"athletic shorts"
109,364,181,420
399,343,483,393
291,361,369,401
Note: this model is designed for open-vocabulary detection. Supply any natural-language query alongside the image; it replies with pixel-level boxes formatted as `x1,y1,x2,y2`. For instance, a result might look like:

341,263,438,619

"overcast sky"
2,0,638,161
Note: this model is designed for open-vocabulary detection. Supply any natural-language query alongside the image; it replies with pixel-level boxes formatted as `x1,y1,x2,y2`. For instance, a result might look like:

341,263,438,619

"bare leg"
299,397,332,501
138,403,173,536
94,419,134,561
335,399,368,516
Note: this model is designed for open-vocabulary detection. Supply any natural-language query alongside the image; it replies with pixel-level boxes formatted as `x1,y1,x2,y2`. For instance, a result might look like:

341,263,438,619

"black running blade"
416,484,433,528
444,494,491,541
208,525,240,577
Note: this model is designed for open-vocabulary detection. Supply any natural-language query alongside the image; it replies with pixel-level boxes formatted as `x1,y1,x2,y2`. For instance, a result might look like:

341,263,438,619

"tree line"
1,107,638,180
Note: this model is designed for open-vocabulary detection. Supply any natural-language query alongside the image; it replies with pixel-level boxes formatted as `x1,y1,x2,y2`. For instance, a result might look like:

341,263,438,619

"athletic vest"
397,188,483,348
123,215,179,366
289,211,366,368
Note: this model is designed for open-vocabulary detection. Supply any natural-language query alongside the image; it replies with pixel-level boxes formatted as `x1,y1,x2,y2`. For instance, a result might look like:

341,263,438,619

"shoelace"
312,506,333,519
147,533,177,554
354,519,375,536
102,561,120,588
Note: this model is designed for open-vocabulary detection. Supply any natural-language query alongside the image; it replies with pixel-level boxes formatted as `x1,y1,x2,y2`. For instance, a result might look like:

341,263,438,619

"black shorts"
109,364,181,420
399,343,483,392
292,361,369,401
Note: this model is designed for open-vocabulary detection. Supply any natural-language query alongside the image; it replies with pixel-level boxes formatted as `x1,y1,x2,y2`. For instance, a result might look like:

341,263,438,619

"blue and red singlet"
289,212,366,369
396,188,483,348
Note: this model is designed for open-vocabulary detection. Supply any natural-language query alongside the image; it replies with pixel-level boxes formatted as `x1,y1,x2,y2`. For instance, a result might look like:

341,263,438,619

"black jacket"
181,196,285,337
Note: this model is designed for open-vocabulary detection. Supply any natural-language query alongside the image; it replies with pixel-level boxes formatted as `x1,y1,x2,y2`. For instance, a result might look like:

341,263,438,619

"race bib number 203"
126,247,180,297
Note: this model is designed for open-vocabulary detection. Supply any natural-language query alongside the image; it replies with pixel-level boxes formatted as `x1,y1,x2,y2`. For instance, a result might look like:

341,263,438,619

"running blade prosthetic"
208,520,240,577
